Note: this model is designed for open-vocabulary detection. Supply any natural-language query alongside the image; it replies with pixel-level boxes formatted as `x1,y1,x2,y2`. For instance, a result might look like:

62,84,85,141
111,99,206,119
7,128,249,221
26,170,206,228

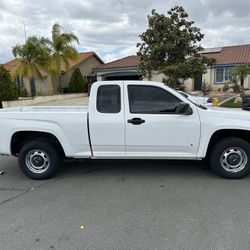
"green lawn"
219,97,242,108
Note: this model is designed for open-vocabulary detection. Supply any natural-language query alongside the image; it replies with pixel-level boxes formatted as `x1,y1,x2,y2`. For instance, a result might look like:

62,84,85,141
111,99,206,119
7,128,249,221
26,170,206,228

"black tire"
18,140,60,180
210,137,250,179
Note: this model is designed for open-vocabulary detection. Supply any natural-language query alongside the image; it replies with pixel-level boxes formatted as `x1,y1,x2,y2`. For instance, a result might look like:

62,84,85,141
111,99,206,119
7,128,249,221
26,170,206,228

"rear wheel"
210,137,250,179
18,140,60,180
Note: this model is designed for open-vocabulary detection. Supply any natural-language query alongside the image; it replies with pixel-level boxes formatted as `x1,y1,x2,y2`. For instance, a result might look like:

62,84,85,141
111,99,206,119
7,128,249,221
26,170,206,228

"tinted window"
97,85,121,113
128,85,180,114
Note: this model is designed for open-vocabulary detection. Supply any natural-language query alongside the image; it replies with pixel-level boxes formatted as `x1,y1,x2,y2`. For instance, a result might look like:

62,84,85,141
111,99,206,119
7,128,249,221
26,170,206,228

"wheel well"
206,129,250,157
11,131,65,157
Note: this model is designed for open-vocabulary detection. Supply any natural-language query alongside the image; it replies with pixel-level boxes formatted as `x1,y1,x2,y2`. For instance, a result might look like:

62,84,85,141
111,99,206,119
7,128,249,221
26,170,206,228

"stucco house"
185,44,250,91
95,55,142,81
95,55,166,82
95,44,250,92
3,51,104,96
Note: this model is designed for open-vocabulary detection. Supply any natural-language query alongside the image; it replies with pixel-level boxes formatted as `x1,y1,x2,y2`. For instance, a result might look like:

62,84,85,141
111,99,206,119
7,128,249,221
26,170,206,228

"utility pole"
23,21,27,41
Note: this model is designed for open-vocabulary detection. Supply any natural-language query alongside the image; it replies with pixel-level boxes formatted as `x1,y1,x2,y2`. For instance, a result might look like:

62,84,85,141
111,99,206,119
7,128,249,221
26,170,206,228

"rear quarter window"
97,85,121,113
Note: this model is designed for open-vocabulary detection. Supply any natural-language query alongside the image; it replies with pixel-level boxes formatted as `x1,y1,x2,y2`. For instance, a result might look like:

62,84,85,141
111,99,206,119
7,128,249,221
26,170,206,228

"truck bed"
0,106,91,158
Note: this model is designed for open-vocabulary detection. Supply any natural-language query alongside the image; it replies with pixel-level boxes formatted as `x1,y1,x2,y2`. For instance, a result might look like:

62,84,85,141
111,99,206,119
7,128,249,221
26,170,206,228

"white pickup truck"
0,81,250,180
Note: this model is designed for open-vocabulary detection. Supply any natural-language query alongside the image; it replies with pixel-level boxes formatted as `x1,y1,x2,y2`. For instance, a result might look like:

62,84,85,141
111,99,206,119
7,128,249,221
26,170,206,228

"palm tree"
12,36,49,96
44,23,79,92
233,65,250,97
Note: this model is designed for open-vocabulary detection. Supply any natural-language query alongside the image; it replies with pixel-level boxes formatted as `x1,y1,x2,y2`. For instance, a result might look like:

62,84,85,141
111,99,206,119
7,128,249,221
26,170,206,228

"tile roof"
3,58,20,72
95,55,140,70
3,52,103,72
95,45,250,71
68,51,103,69
200,44,250,65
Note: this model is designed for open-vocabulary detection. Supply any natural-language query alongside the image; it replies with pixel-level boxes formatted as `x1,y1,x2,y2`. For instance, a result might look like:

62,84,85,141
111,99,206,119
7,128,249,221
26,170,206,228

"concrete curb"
2,93,88,108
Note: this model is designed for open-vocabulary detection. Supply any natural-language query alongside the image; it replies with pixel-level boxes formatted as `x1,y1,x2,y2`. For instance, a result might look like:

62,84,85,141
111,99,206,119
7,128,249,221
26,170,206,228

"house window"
215,67,234,83
215,68,224,83
225,67,234,81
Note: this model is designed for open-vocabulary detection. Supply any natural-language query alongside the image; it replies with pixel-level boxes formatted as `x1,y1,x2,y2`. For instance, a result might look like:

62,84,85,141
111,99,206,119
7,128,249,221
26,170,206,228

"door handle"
127,118,145,125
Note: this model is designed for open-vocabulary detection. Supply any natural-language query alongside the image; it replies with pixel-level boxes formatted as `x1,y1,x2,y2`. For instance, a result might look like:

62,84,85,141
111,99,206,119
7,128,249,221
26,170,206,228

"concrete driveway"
1,157,250,249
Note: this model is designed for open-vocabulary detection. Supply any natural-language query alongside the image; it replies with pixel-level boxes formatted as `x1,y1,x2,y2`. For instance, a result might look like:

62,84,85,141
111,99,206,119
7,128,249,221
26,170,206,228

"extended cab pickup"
1,81,250,179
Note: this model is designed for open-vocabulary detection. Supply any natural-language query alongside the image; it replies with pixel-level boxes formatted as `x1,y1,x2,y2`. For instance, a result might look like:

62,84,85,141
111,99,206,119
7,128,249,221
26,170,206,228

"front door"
30,78,36,96
194,74,202,91
124,83,201,158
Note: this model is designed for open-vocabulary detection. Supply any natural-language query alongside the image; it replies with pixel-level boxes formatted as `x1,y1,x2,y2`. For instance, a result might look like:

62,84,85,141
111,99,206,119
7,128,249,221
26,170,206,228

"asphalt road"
1,157,250,249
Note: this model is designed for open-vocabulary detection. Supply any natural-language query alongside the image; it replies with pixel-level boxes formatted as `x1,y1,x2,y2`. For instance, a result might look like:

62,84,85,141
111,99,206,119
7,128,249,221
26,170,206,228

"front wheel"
18,140,60,180
210,137,250,179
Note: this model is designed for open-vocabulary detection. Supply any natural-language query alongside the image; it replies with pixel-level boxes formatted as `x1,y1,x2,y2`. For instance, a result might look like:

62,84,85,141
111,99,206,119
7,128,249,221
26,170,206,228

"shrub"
18,86,28,97
69,68,86,93
37,90,45,96
223,83,230,92
162,77,180,89
0,65,18,107
12,81,18,100
179,84,185,91
232,84,240,93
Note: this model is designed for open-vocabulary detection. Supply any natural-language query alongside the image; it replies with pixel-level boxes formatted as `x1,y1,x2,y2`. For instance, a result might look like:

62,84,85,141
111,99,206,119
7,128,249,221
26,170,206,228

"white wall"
245,75,250,89
184,78,193,91
203,68,212,85
150,72,165,82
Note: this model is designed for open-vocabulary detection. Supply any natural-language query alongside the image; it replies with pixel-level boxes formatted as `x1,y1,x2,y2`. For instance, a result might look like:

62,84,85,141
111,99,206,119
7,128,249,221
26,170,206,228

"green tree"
44,23,79,92
137,6,213,88
235,65,250,86
12,36,49,96
69,68,86,93
0,65,18,107
233,65,250,97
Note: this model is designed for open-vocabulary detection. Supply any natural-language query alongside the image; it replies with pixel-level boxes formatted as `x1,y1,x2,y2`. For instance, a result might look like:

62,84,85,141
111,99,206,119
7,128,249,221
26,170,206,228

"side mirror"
176,102,193,115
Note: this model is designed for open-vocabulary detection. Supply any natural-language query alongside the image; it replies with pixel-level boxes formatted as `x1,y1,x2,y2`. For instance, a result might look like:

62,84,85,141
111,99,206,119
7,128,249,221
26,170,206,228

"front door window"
128,85,181,114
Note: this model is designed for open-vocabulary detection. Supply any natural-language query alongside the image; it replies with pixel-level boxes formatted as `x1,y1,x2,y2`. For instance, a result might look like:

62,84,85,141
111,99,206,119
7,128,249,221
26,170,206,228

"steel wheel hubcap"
220,147,248,173
25,149,50,174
